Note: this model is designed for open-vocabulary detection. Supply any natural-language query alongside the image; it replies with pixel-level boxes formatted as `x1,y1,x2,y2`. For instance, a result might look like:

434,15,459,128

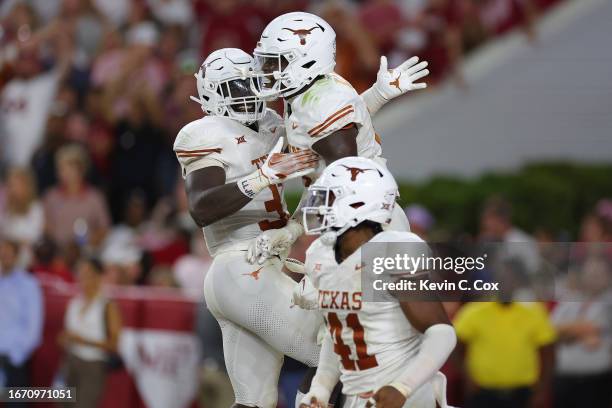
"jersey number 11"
327,312,378,371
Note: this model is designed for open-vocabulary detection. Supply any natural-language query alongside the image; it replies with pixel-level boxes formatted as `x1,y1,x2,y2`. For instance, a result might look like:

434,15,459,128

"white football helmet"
250,12,336,99
191,48,265,124
303,157,398,237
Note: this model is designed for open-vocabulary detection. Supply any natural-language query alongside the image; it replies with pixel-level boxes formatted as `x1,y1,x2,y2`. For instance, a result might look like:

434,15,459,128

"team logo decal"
282,24,324,45
389,75,402,91
340,165,377,181
242,266,264,280
235,135,247,144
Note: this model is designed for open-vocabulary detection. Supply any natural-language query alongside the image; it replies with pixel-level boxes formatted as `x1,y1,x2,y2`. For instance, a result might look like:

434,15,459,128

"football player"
295,157,457,408
247,11,429,264
175,48,428,408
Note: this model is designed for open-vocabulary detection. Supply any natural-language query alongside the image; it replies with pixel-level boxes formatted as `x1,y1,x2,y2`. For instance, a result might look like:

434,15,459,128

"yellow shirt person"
454,302,556,389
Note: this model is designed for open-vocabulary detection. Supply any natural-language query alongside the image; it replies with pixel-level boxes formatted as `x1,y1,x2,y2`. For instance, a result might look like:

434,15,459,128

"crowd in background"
0,0,565,294
2,0,611,407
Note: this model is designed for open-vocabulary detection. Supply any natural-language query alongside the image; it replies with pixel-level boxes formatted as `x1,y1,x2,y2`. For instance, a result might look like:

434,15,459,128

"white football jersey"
284,73,384,183
305,230,425,395
174,109,288,256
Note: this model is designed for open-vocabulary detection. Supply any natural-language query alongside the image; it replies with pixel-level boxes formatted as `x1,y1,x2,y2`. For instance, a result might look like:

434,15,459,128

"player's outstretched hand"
365,385,407,408
374,56,429,101
261,138,320,184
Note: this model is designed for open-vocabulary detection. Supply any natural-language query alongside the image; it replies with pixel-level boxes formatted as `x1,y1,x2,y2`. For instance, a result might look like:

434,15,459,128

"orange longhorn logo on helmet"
340,165,377,181
282,25,324,45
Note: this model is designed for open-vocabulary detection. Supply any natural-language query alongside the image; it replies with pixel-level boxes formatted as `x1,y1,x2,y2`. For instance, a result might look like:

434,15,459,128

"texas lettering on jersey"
319,290,362,311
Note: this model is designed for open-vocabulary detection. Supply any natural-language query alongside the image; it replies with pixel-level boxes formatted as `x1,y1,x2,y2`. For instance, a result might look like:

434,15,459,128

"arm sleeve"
303,331,341,404
174,127,228,178
361,85,388,115
389,324,457,398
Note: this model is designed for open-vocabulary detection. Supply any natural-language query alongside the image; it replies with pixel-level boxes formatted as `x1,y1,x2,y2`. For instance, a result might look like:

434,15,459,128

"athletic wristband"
237,169,270,198
361,85,388,115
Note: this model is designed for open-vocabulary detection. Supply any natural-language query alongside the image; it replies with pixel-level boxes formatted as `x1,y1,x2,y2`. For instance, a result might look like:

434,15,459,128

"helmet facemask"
303,186,340,235
217,77,265,124
303,184,397,238
250,50,300,99
191,67,266,125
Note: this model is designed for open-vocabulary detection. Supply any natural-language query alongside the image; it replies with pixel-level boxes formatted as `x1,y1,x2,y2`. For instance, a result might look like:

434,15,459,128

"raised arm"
361,56,429,115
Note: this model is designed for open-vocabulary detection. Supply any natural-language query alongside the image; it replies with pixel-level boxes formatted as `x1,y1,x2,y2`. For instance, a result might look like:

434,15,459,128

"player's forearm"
303,332,341,404
188,183,252,227
361,86,388,116
387,324,456,398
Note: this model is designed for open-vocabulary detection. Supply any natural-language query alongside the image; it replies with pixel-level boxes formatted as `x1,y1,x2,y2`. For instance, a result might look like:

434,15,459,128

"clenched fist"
365,385,407,408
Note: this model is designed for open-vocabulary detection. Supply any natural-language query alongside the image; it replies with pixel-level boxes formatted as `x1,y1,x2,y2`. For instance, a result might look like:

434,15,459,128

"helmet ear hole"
350,202,365,209
302,60,315,69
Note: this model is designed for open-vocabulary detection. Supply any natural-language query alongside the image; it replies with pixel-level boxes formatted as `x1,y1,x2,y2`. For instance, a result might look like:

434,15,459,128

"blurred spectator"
43,144,111,250
405,203,435,239
0,238,43,391
92,0,129,27
551,257,612,408
480,196,541,272
454,301,556,408
101,241,142,285
318,1,379,92
93,22,169,218
147,265,176,287
574,209,612,263
595,198,612,236
475,0,538,40
58,257,122,408
0,15,72,168
103,191,148,252
396,0,465,85
579,212,607,242
358,0,404,55
57,0,107,64
146,0,194,27
194,0,263,57
30,237,74,282
0,167,44,249
173,232,212,299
